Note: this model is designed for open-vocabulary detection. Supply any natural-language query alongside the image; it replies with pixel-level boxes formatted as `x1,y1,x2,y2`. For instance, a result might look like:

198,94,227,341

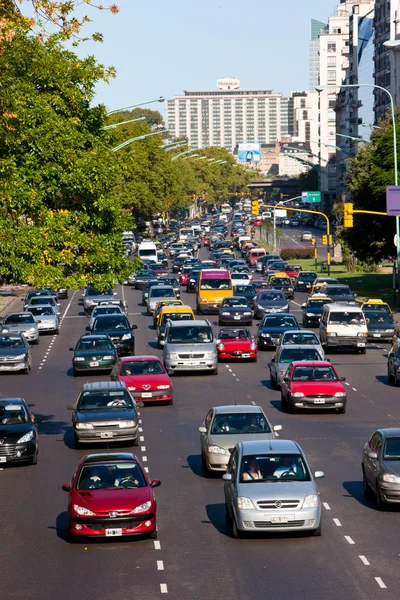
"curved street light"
107,97,165,116
112,129,168,152
103,117,146,130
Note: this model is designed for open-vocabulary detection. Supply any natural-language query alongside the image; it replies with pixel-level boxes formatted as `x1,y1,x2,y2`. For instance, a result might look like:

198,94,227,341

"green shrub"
280,248,314,260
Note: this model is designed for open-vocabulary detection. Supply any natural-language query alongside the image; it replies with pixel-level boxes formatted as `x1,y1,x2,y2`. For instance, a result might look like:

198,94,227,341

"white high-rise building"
165,78,292,151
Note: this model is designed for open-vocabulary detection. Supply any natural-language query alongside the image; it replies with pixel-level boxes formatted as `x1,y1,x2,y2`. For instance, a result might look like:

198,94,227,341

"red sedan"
111,355,173,405
62,453,160,539
283,264,302,279
216,328,257,362
280,361,347,414
179,267,192,285
253,219,262,227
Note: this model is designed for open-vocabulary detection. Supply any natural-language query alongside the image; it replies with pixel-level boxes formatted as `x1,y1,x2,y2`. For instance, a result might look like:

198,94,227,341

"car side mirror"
301,303,306,308
367,451,378,460
222,473,232,481
132,324,138,330
85,326,91,331
151,480,161,488
273,425,282,432
340,377,346,381
314,471,325,479
198,426,207,433
62,484,71,492
69,347,74,351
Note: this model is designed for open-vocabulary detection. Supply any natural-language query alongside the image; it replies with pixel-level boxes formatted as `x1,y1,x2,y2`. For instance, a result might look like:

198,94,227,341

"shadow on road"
36,414,69,436
205,503,230,537
186,454,220,479
375,375,390,386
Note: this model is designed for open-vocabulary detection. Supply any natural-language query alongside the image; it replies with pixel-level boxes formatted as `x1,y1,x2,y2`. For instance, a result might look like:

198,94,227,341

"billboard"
217,77,240,90
238,143,261,163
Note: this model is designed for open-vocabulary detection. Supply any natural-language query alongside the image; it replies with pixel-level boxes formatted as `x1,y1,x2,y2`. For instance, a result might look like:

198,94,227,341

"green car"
70,334,117,376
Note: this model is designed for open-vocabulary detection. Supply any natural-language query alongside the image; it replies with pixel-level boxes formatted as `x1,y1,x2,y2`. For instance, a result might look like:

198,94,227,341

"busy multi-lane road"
1,229,399,600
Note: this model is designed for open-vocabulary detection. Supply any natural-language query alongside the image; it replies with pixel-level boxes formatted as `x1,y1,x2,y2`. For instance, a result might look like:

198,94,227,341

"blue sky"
78,0,337,112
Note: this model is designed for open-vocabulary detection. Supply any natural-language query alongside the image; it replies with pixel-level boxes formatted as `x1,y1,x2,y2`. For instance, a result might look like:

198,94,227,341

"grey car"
199,405,282,473
28,305,60,334
254,290,289,319
83,285,116,314
89,304,124,329
24,295,60,316
318,284,357,305
0,333,32,373
67,381,142,448
223,439,324,537
362,428,400,508
1,312,39,344
277,330,324,358
147,285,176,316
163,319,218,375
269,344,324,389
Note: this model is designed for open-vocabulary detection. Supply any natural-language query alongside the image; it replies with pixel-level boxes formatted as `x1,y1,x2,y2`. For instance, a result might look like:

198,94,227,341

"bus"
197,269,233,314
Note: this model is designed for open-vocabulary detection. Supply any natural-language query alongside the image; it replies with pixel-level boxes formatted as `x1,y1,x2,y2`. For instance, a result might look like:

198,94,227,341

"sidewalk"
0,286,29,318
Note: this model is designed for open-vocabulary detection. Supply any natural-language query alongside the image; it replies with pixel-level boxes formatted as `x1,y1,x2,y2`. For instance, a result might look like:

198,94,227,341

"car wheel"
338,405,346,414
35,338,40,345
167,369,174,376
287,397,294,414
72,368,79,377
376,482,386,510
280,393,287,409
218,320,222,326
362,468,371,498
359,347,367,355
31,451,38,465
395,372,400,387
311,520,322,536
197,306,202,315
132,436,139,447
201,452,210,476
73,433,81,449
148,529,158,540
251,356,257,362
270,373,277,389
211,368,218,376
55,329,60,335
231,515,242,539
388,367,394,383
23,366,29,374
165,398,173,405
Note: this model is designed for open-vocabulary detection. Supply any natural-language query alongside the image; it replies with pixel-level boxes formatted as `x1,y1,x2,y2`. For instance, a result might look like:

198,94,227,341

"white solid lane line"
375,578,387,589
322,502,331,511
359,555,370,566
344,536,355,545
333,518,342,527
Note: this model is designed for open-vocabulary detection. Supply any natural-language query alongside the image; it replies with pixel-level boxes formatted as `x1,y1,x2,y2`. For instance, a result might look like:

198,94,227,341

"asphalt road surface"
1,238,399,600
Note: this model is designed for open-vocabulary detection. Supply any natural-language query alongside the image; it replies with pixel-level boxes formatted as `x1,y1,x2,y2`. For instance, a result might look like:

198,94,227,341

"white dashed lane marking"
322,502,331,511
352,388,357,392
375,578,387,589
359,555,370,566
157,561,164,570
154,541,161,550
344,536,355,545
160,583,168,594
333,518,342,527
345,382,350,387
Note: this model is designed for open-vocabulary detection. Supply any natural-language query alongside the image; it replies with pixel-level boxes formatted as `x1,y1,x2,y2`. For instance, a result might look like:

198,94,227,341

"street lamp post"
103,116,146,130
106,97,165,116
171,149,197,161
112,129,168,152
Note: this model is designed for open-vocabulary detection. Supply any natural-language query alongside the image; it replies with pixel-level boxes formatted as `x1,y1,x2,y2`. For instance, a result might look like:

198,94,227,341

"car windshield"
120,360,164,376
280,348,321,363
86,286,112,297
211,413,271,434
93,316,130,331
161,313,193,325
29,306,55,316
281,332,319,345
271,278,291,285
0,404,28,424
29,297,54,306
262,316,297,327
222,298,249,308
0,336,25,348
383,438,400,460
292,366,338,381
235,286,256,294
200,279,231,290
93,307,121,317
78,390,134,410
4,314,35,324
328,311,365,325
219,329,251,340
167,326,213,344
77,462,146,490
232,273,249,279
161,279,178,286
76,339,114,351
301,272,318,281
151,288,175,299
307,300,332,308
364,311,393,324
239,453,310,482
325,286,352,296
259,291,286,302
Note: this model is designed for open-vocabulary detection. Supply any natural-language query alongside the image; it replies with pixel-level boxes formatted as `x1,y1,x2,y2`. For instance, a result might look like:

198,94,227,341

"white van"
138,242,157,262
319,303,368,354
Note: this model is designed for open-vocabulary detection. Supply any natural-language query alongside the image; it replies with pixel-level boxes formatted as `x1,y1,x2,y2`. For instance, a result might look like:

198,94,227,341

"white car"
301,231,313,241
231,272,251,287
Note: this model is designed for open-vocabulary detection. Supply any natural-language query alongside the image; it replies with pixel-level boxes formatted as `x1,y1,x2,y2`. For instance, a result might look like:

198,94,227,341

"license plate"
314,399,325,404
100,432,114,439
373,334,381,338
89,361,99,367
0,457,6,463
142,392,152,398
186,361,198,366
357,343,366,347
233,316,241,320
242,353,250,358
105,528,122,537
271,516,290,524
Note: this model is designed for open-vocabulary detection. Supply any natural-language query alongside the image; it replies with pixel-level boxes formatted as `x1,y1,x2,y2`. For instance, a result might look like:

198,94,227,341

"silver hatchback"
1,312,39,344
163,320,218,375
223,439,324,537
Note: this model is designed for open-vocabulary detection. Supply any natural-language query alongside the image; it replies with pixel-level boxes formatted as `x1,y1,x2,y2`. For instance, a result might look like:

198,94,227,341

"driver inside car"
273,457,301,479
114,468,139,487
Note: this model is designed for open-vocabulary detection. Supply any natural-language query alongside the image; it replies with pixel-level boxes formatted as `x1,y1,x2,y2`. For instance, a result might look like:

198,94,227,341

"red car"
283,264,302,279
203,236,210,247
216,328,257,362
151,263,169,277
179,267,192,285
252,279,269,293
62,452,160,539
280,361,347,414
253,219,262,227
111,355,173,405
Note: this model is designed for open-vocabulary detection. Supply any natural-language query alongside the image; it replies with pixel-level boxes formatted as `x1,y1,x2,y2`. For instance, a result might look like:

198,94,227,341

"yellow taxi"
360,298,392,315
310,277,339,295
156,304,195,348
153,299,183,328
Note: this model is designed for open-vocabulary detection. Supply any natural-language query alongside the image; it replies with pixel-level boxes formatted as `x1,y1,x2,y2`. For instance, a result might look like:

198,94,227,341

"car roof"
378,428,400,437
0,398,25,405
214,405,262,415
240,439,301,455
279,344,321,350
168,319,210,327
82,453,138,464
119,355,161,362
81,381,127,391
79,334,111,340
290,360,332,367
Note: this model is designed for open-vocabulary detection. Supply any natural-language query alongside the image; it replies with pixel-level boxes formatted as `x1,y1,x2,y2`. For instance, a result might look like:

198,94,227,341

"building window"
328,99,336,108
328,70,336,82
328,56,336,67
302,110,308,120
328,43,336,53
305,122,311,141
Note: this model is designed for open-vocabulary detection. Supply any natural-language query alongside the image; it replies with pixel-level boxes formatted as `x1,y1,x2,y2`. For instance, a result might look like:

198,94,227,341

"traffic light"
311,238,316,246
343,203,353,228
252,200,259,216
322,235,333,246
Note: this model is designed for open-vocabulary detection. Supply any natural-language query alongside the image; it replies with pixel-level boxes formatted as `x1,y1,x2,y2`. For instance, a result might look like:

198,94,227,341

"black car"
0,333,32,373
0,398,39,465
218,296,253,326
365,310,395,343
269,276,295,300
70,334,118,376
296,271,318,292
319,284,356,305
68,381,141,448
302,297,333,327
257,313,300,350
88,315,137,357
233,284,257,308
172,256,189,273
186,269,201,293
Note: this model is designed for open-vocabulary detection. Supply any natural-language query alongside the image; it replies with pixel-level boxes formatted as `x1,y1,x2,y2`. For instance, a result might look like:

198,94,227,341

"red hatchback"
280,361,347,414
216,328,257,362
111,356,173,405
62,453,160,539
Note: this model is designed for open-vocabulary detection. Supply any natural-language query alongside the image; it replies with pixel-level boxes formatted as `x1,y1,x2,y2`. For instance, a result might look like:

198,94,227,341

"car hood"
1,324,36,333
92,328,131,338
209,432,275,450
0,347,28,357
382,460,400,476
328,295,356,304
367,323,395,331
119,374,170,390
258,300,288,308
75,350,114,359
291,381,345,394
71,486,152,512
218,339,253,349
0,424,34,440
237,480,316,499
260,326,298,335
34,314,57,322
75,408,136,422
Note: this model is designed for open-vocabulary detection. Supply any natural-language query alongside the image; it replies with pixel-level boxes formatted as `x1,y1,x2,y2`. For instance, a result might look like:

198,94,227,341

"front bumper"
74,426,138,443
258,336,280,348
296,283,312,292
70,514,156,537
235,506,321,533
37,321,58,332
198,303,221,314
130,390,173,403
290,395,346,409
379,483,400,503
0,360,29,372
73,360,116,372
367,331,394,342
164,357,217,372
22,331,39,342
205,452,230,471
325,336,367,349
304,315,321,325
219,314,252,324
218,351,256,360
0,440,37,463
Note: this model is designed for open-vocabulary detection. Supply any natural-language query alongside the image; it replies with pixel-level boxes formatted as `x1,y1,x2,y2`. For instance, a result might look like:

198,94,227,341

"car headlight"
84,299,94,306
298,280,304,284
166,353,178,359
288,287,293,291
75,423,94,429
206,352,217,359
157,384,171,389
357,332,367,337
208,445,228,455
1,329,8,333
73,504,96,516
302,495,319,508
119,420,135,428
14,354,26,360
27,327,36,333
237,496,255,510
121,333,133,341
74,357,85,362
128,386,136,391
306,313,315,317
17,430,34,444
292,392,304,398
334,392,346,397
217,343,225,351
102,355,115,360
131,501,152,514
221,312,230,316
382,473,400,484
243,312,252,316
327,332,337,336
260,333,270,338
189,279,195,282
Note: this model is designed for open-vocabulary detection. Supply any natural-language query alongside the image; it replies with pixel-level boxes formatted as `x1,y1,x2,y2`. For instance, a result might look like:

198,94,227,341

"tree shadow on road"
35,413,69,436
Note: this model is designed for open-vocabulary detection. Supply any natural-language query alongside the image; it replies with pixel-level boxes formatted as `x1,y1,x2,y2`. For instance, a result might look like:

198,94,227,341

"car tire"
23,366,29,374
72,368,79,377
231,515,242,539
148,529,158,540
280,393,287,410
73,433,81,449
167,369,174,376
251,357,257,362
34,338,40,345
287,397,294,414
211,368,218,376
311,520,322,536
388,367,394,383
201,452,210,476
338,405,346,414
218,320,222,326
197,305,202,315
362,468,371,498
31,451,38,465
395,372,400,387
270,373,277,389
132,436,139,447
55,329,60,335
358,347,367,355
376,482,386,510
